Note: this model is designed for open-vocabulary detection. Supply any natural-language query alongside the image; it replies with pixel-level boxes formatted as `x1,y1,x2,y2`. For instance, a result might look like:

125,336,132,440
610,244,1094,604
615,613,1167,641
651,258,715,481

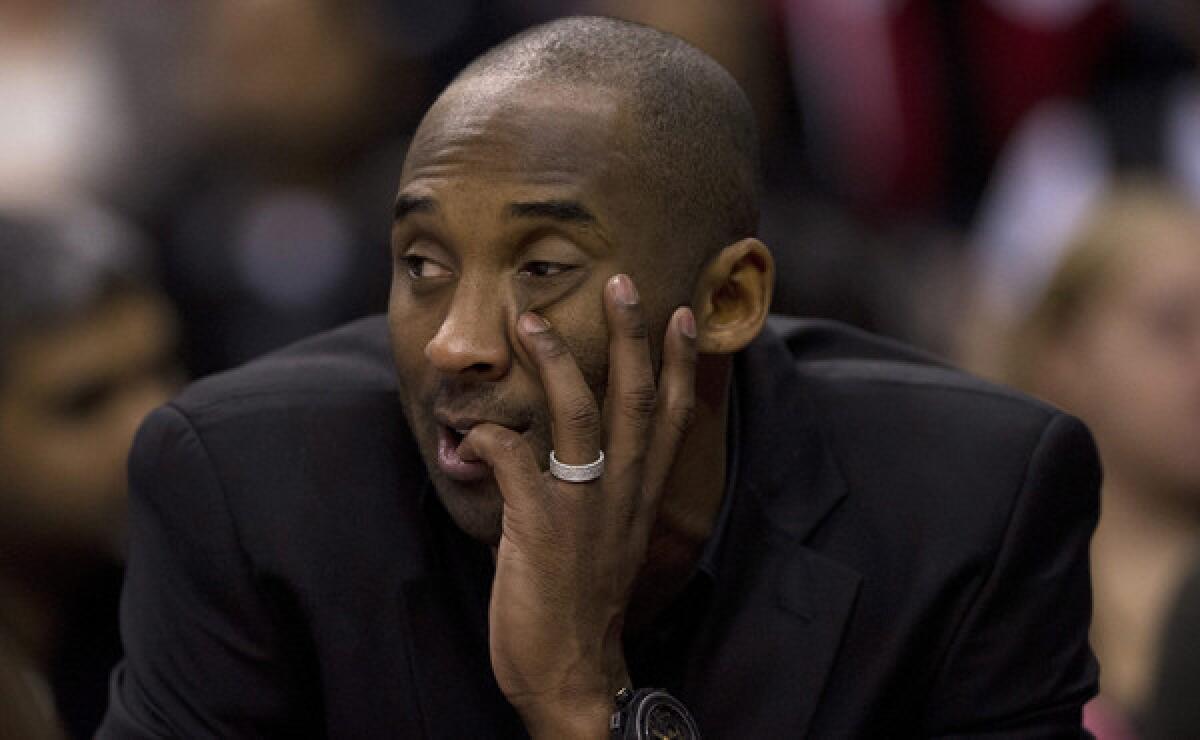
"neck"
0,570,63,672
0,539,107,672
1095,471,1200,557
627,355,731,631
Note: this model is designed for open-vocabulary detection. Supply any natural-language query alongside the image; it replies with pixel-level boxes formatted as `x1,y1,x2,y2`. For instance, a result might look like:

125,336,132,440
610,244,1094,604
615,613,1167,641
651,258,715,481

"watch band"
609,687,700,739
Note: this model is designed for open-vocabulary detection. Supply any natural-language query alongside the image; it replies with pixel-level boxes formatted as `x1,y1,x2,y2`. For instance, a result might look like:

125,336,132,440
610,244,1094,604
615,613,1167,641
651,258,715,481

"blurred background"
1,0,1198,737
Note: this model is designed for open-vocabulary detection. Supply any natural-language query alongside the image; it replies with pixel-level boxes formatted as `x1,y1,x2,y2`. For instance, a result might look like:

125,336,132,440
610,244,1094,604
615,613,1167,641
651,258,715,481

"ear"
692,238,774,354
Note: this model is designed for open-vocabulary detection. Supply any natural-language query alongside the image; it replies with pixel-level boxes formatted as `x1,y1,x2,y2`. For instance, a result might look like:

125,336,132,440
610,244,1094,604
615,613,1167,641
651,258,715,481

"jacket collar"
733,318,849,545
684,321,862,737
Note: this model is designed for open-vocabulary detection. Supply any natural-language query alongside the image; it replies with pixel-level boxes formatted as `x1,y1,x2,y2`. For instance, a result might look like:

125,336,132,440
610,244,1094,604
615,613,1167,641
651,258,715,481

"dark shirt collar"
621,380,741,690
695,380,740,581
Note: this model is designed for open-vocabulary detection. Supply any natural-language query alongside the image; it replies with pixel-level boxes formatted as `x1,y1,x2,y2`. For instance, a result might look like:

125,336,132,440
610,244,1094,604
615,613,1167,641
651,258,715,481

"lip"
432,412,529,483
433,410,529,435
435,414,486,434
435,425,491,482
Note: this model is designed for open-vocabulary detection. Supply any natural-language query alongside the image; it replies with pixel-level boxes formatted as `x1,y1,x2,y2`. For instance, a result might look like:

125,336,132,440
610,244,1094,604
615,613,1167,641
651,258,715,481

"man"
101,16,1100,738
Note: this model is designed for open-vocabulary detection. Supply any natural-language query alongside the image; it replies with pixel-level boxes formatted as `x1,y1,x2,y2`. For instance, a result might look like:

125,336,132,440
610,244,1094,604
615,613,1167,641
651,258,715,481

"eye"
518,261,574,278
1144,301,1200,348
402,255,453,279
51,380,116,421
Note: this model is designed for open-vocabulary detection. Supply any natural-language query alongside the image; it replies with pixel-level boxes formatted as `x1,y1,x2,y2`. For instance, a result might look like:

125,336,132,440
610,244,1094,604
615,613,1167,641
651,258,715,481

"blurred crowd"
1,0,1198,737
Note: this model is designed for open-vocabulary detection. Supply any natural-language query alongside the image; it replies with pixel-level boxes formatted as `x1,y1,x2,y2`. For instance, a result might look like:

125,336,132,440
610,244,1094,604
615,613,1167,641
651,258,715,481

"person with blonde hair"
991,180,1200,735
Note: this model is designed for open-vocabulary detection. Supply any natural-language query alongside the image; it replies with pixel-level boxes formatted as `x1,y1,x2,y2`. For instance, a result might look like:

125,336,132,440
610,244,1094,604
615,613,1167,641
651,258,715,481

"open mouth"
432,414,535,483
446,425,469,447
433,421,505,483
435,424,486,482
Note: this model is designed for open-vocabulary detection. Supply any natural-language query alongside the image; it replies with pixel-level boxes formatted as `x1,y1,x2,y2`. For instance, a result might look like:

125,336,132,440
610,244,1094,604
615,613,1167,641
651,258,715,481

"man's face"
388,78,687,544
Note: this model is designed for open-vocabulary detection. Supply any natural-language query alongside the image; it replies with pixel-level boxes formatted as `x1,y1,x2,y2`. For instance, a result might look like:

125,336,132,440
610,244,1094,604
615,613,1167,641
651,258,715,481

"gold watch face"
644,702,691,738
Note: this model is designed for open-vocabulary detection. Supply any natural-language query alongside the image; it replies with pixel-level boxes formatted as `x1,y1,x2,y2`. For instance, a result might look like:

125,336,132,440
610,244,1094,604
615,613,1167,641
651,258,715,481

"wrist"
500,638,629,738
509,663,630,740
515,690,613,740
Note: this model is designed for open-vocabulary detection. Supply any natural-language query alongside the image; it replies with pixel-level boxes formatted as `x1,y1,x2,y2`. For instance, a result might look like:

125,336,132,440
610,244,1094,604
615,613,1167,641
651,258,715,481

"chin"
427,467,506,546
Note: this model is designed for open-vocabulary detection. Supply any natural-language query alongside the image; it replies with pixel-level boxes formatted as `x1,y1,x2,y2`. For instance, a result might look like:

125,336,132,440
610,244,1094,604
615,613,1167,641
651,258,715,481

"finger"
640,306,698,507
603,274,657,480
461,423,545,513
516,312,602,466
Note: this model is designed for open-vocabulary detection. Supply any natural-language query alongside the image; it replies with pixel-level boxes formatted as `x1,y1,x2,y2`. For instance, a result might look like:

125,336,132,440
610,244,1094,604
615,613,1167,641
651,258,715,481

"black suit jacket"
100,316,1100,738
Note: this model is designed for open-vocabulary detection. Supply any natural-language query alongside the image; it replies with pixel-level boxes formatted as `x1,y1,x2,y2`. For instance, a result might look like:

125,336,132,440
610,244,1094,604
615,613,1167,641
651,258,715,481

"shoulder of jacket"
171,315,396,418
768,315,1059,419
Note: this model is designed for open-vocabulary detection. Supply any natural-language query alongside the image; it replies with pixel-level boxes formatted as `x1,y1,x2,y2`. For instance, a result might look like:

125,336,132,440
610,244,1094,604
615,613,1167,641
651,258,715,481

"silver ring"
549,449,605,483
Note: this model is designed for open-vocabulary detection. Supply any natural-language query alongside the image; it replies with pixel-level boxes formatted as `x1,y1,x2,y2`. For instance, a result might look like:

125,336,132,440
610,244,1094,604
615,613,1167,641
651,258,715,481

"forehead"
1105,214,1200,291
400,76,636,191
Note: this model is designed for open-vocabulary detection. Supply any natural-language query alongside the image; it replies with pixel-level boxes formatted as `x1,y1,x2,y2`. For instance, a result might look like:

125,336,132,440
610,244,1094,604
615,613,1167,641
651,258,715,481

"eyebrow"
393,194,436,222
506,199,597,225
393,194,602,233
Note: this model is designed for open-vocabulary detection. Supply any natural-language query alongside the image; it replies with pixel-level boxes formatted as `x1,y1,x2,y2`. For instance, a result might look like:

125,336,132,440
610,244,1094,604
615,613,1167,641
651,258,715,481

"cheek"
555,317,611,400
1069,324,1198,450
1095,328,1192,402
0,420,127,533
388,294,439,372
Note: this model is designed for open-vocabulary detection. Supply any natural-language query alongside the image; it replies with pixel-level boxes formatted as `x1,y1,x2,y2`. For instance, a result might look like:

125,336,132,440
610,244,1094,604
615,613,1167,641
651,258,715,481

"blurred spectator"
149,0,397,376
0,0,136,209
776,0,1122,226
964,181,1200,737
0,207,180,738
0,0,198,216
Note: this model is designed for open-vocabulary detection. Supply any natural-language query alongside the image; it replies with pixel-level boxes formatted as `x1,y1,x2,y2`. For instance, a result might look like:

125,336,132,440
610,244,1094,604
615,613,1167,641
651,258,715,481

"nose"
424,278,511,381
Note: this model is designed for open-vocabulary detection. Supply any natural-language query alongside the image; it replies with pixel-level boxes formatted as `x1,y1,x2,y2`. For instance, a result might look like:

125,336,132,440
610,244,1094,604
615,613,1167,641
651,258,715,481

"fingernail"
611,274,638,305
679,308,696,339
519,313,550,334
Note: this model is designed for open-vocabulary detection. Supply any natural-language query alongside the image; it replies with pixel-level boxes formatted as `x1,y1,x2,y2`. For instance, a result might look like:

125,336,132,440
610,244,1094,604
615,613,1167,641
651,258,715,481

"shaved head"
440,15,760,273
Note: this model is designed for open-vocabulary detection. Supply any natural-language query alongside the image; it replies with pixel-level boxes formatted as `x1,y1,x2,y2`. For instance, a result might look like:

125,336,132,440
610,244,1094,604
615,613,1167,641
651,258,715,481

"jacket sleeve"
922,412,1102,738
98,404,318,739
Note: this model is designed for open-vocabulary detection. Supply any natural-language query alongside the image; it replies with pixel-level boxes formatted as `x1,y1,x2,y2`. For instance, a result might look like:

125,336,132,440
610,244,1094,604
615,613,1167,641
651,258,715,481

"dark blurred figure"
0,0,137,210
775,0,1123,226
0,208,179,739
1145,547,1200,740
154,0,402,376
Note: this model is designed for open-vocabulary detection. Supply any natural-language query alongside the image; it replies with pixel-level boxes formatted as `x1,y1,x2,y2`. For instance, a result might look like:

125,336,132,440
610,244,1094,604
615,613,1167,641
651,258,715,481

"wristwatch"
609,687,700,739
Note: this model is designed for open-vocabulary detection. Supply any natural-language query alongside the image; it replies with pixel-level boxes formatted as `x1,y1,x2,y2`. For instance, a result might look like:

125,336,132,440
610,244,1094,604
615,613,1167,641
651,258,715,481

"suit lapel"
686,532,862,737
684,327,862,737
